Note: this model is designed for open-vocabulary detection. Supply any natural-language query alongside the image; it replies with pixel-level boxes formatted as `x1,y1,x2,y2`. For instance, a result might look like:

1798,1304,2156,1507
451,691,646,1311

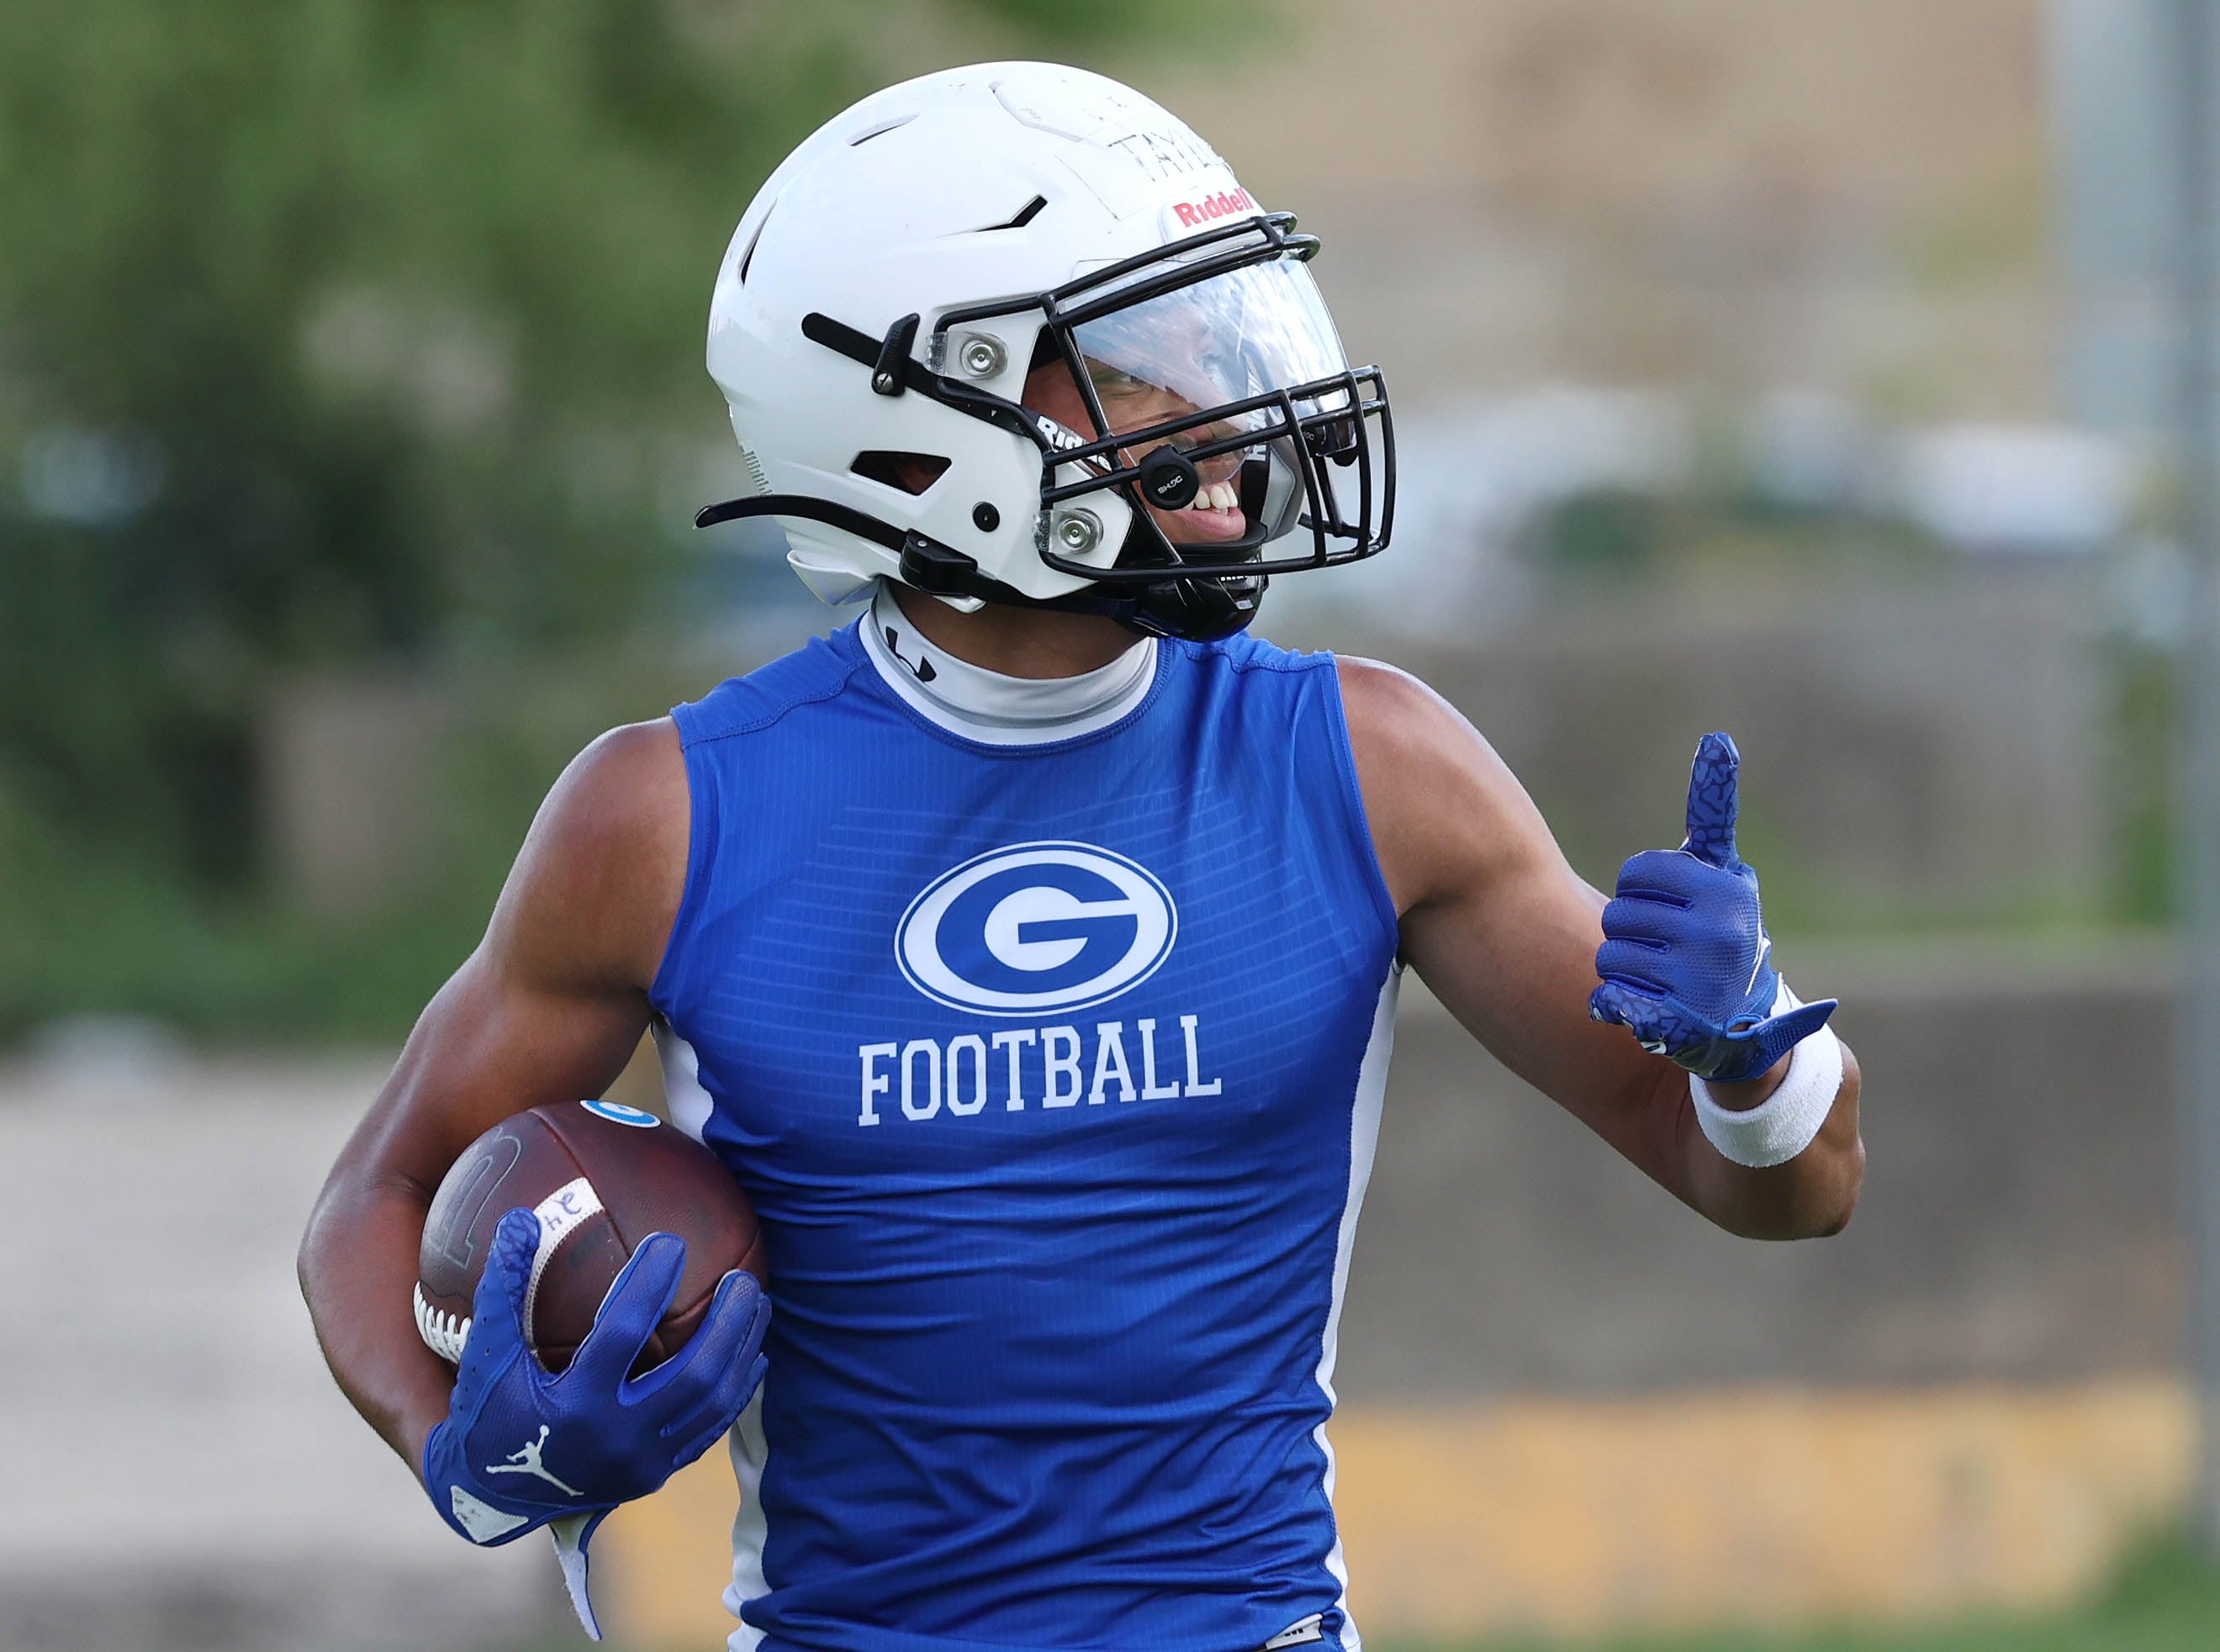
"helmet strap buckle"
896,531,984,596
871,313,922,396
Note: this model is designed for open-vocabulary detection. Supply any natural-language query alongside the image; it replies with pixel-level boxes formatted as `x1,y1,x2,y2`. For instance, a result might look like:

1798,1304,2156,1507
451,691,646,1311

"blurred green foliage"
0,662,614,1041
0,1,1222,1042
2110,639,2179,926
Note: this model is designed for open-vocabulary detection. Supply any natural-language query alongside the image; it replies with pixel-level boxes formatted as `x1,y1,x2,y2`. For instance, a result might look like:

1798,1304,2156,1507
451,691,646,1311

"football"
414,1098,764,1373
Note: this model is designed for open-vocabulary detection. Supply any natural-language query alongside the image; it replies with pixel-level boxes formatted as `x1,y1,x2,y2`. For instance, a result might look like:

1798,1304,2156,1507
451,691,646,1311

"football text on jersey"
857,1015,1221,1124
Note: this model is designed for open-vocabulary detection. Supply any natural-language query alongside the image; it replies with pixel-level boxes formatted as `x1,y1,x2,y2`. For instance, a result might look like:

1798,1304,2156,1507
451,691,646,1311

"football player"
301,62,1862,1652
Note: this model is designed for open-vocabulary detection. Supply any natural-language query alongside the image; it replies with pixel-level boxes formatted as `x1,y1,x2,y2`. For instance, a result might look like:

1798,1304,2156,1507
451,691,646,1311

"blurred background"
3,1,2216,1648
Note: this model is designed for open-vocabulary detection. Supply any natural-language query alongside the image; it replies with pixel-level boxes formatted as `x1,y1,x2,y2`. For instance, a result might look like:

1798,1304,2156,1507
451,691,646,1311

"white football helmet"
700,61,1393,641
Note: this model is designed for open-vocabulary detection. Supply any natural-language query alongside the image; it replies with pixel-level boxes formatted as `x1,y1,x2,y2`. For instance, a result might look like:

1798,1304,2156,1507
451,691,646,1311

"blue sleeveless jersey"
650,620,1401,1652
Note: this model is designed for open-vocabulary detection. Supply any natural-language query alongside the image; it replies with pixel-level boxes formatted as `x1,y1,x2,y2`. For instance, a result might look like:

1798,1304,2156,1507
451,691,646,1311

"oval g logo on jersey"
896,842,1177,1016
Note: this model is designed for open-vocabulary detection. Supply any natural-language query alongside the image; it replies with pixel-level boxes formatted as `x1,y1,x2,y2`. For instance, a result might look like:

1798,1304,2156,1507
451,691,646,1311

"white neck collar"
859,582,1157,747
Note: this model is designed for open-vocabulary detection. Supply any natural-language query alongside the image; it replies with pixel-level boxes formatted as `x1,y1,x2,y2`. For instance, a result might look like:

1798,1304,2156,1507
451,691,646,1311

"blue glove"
1588,731,1837,1083
422,1207,769,1637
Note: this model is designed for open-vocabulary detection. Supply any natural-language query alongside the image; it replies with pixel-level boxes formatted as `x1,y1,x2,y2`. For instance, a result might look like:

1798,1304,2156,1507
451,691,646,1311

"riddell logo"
1171,187,1257,228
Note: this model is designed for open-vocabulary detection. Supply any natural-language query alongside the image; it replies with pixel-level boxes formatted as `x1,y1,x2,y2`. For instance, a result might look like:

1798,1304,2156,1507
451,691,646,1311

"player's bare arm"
1340,657,1863,1241
297,718,690,1469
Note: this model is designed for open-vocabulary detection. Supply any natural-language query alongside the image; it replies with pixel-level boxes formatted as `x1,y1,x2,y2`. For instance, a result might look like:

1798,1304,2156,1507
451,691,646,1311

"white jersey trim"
655,1019,716,1143
724,1382,772,1652
652,1024,769,1650
1313,963,1398,1652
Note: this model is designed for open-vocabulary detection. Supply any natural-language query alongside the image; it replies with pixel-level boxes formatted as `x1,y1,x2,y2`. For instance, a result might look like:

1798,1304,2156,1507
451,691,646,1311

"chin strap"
694,492,1025,605
693,494,1263,641
695,493,907,550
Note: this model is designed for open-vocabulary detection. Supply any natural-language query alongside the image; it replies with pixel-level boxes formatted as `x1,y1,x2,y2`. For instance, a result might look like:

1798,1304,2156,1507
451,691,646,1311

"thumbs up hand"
1588,732,1837,1084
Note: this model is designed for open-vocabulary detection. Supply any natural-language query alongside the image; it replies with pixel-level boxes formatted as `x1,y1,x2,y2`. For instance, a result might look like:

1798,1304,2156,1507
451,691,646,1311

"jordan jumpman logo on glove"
421,1206,769,1639
1588,731,1837,1084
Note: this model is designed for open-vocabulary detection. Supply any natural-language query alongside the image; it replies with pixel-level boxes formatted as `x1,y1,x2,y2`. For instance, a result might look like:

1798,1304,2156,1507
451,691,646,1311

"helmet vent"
735,443,772,497
736,202,774,286
848,113,917,147
849,451,949,496
975,194,1047,234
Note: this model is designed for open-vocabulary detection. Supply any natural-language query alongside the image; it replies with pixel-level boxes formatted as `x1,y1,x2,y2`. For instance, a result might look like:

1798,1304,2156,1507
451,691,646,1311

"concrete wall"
1342,937,2175,1399
260,678,453,917
1282,581,2110,927
0,1060,566,1652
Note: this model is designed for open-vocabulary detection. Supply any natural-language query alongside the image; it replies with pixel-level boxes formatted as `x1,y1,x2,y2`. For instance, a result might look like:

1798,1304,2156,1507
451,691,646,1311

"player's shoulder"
531,716,689,874
673,623,870,747
493,715,689,990
1332,652,1467,762
1330,653,1551,903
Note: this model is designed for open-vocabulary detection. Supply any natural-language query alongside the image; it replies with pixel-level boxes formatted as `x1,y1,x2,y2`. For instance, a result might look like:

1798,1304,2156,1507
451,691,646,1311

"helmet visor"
1070,254,1349,470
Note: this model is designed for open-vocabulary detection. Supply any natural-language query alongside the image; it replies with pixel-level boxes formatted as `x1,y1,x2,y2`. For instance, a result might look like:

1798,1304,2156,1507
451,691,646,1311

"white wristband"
1687,980,1844,1169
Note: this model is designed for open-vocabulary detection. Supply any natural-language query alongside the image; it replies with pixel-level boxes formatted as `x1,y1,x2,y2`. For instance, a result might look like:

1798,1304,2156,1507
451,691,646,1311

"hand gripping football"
415,1100,765,1373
